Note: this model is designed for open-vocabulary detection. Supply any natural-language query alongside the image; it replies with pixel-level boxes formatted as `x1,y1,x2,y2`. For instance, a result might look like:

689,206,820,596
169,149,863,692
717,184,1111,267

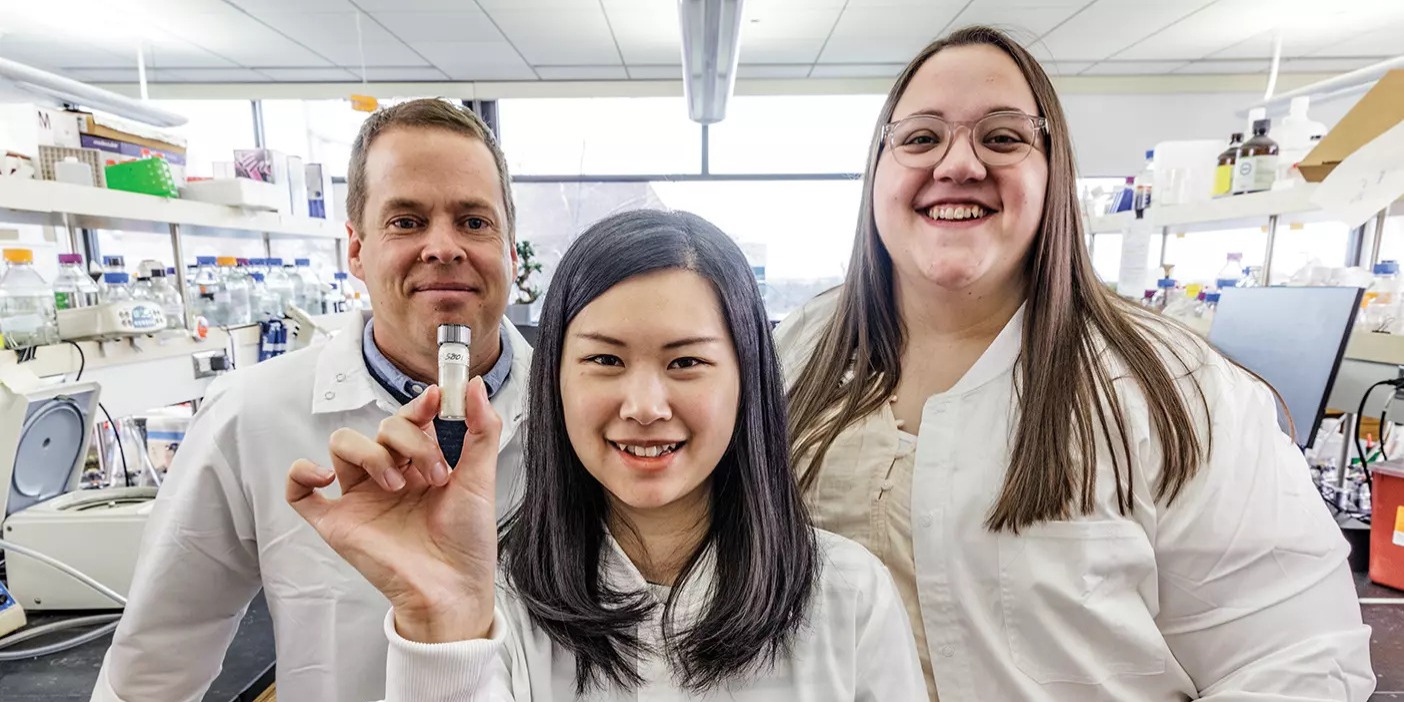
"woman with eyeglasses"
286,209,926,701
775,25,1373,702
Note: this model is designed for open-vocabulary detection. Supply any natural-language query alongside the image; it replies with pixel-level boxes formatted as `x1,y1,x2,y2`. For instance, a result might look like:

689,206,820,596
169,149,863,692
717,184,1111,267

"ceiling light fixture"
678,0,745,124
0,56,187,127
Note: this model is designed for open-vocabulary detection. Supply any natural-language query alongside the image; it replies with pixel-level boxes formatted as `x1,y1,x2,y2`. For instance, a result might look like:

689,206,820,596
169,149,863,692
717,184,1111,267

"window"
706,95,883,175
499,98,702,176
512,179,861,320
150,100,257,180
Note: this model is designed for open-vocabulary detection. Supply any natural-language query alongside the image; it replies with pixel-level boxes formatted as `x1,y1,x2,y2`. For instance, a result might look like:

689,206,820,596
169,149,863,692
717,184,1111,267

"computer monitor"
1207,286,1362,449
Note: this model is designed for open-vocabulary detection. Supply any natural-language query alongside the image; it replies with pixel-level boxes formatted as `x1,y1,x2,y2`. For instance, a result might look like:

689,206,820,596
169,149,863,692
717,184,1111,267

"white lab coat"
375,529,927,701
774,290,1375,702
91,311,532,702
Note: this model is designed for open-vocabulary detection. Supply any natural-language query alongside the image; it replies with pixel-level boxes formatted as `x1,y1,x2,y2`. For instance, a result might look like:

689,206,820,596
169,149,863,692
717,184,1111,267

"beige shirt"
775,290,1373,702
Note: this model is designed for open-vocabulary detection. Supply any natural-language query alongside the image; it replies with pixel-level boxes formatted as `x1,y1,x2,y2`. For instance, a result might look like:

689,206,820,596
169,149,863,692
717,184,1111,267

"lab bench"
0,591,274,701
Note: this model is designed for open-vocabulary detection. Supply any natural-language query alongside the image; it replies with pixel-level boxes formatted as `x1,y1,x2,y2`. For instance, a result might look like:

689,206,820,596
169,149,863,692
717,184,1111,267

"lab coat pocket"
999,519,1165,685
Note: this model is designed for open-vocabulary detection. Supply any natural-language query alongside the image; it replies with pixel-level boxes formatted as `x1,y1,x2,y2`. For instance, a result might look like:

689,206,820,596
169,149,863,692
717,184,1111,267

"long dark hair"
500,209,819,693
787,25,1209,532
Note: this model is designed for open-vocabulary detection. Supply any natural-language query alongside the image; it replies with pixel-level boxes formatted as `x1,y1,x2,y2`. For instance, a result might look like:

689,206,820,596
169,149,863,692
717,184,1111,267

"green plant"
514,240,543,305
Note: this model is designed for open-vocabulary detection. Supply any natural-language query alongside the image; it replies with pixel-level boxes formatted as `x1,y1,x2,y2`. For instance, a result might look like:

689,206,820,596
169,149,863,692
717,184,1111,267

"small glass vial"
438,324,471,420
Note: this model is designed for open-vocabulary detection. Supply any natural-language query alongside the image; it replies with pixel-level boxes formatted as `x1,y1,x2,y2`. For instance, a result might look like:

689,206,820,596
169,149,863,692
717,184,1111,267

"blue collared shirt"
362,317,514,465
362,317,513,400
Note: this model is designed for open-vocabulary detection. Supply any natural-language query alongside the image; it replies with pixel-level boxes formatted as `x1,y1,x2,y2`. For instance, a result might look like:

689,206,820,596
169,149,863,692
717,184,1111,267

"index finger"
397,384,442,426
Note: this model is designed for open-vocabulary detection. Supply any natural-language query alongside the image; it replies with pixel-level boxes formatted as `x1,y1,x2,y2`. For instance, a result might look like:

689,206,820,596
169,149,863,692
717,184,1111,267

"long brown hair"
787,25,1209,533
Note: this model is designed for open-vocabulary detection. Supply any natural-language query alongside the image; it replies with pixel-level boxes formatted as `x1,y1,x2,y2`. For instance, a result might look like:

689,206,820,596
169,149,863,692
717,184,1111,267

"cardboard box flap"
1300,69,1404,181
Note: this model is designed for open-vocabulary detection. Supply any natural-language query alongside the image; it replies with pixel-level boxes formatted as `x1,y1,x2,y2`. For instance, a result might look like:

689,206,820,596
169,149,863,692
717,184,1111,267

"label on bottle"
1213,164,1232,196
1232,155,1279,193
55,291,74,310
439,344,468,366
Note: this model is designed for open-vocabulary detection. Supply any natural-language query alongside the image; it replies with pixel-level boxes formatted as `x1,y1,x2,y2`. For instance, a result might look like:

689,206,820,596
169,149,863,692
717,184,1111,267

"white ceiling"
0,0,1400,84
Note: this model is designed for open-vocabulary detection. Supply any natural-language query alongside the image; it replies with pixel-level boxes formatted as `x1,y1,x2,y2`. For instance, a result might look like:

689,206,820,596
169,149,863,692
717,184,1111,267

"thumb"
451,377,501,498
396,384,442,427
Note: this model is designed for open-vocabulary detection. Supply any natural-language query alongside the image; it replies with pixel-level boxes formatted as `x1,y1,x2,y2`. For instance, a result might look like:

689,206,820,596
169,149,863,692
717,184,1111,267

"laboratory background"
0,0,1402,699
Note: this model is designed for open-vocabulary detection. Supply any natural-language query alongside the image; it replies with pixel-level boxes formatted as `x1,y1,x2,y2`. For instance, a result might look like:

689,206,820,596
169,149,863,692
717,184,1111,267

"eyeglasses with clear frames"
882,111,1048,170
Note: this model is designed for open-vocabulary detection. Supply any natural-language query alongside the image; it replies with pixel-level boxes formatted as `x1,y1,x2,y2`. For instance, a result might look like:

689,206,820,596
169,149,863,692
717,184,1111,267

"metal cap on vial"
437,324,471,346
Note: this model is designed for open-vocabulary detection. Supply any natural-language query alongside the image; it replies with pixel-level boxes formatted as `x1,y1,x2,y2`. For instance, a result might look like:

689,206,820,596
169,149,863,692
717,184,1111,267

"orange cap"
216,256,238,266
3,249,34,264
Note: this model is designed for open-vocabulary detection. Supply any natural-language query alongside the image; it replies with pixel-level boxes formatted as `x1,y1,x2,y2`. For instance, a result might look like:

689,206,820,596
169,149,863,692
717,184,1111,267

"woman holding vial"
775,24,1372,702
285,210,926,700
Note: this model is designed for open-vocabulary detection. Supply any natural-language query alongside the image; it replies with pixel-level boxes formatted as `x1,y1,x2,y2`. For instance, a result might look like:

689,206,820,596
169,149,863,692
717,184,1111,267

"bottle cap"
1253,118,1271,134
334,272,348,280
166,267,176,275
1158,278,1176,288
103,255,124,267
438,324,471,346
1230,132,1243,142
217,256,238,266
4,249,33,264
1375,261,1399,275
197,256,217,266
251,273,265,282
151,268,167,278
295,258,311,266
268,258,284,266
103,272,129,284
1206,292,1221,303
58,253,83,264
239,258,253,266
1145,149,1154,159
1227,252,1242,261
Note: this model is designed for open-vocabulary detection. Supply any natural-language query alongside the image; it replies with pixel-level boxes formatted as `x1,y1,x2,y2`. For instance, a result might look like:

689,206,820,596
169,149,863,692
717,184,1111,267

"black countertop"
0,591,274,702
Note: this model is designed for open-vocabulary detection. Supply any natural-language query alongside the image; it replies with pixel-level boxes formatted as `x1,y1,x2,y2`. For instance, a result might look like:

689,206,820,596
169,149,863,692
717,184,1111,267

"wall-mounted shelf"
1087,185,1325,235
0,177,343,239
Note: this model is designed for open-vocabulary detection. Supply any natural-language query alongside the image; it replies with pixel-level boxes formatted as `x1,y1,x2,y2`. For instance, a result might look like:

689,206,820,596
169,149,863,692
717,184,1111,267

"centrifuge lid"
0,380,101,519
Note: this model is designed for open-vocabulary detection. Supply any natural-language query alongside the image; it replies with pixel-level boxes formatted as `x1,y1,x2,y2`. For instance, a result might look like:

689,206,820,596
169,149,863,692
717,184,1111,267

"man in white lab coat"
91,99,532,702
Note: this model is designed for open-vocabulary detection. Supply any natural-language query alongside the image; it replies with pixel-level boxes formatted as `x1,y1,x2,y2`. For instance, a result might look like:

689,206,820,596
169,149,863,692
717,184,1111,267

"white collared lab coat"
374,530,927,701
773,291,1375,702
91,311,532,702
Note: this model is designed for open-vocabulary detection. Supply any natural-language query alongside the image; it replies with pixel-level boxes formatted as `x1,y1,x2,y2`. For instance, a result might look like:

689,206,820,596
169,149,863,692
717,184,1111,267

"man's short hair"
346,98,515,239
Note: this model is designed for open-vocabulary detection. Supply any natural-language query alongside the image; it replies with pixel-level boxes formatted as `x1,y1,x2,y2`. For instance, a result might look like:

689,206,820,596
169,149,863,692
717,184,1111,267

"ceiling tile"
63,68,143,83
947,4,1085,39
152,68,272,82
535,65,630,80
486,8,614,39
1044,61,1096,75
415,41,536,80
510,37,621,65
147,9,335,67
257,67,361,81
741,7,842,40
1081,60,1191,75
741,38,826,64
476,0,602,7
625,64,682,79
1310,19,1404,58
1038,0,1216,62
355,0,492,8
0,41,131,69
603,3,680,65
615,40,683,65
809,63,905,78
252,11,398,45
361,66,452,81
229,0,356,10
1114,0,1280,61
829,5,966,39
737,64,813,79
1173,60,1269,74
370,11,504,44
817,36,932,64
320,43,428,67
143,39,241,69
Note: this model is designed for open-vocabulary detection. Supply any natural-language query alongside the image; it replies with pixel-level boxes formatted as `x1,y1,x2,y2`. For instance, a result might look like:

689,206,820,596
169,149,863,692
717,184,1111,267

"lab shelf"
0,177,343,239
1087,185,1323,235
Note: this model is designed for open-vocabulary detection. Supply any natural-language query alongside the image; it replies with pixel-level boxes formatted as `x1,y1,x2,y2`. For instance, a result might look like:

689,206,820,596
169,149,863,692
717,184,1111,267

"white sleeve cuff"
382,609,509,702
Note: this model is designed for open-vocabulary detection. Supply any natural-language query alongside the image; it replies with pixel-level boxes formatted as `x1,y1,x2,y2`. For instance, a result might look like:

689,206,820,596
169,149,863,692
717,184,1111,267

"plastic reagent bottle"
0,248,60,349
438,324,471,421
54,253,100,310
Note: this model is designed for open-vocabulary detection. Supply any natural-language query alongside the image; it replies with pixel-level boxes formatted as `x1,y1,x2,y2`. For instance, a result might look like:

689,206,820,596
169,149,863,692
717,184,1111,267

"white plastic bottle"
54,253,100,310
149,268,186,329
249,273,282,320
218,256,252,326
132,273,154,301
1274,96,1326,188
192,256,226,327
333,272,353,312
1149,276,1176,312
1363,261,1403,333
0,248,60,349
292,258,317,310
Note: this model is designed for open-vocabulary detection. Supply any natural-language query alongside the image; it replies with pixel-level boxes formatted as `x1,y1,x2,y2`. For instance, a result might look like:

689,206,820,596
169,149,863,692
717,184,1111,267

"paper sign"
350,95,379,113
1311,119,1404,229
1117,216,1155,299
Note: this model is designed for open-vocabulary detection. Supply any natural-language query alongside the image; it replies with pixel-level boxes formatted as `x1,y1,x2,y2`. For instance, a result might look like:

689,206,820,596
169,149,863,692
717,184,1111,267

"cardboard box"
80,134,187,184
0,105,81,158
1299,69,1404,183
72,112,185,157
234,149,291,213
